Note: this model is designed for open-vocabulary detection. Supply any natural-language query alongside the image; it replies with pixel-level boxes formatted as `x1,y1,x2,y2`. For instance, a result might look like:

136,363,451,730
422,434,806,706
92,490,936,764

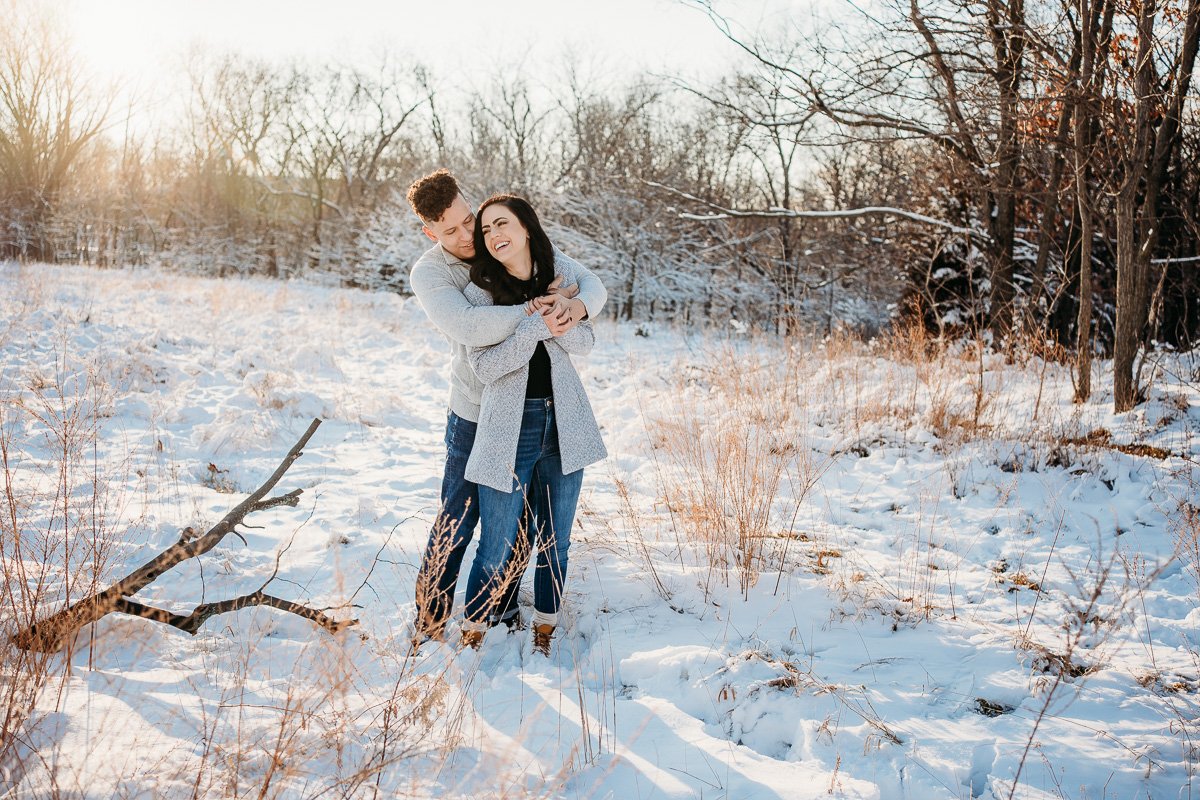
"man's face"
422,195,476,261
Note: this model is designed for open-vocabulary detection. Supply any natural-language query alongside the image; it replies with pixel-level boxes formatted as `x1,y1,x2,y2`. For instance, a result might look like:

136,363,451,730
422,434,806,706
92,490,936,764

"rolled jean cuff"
531,609,558,628
462,619,488,634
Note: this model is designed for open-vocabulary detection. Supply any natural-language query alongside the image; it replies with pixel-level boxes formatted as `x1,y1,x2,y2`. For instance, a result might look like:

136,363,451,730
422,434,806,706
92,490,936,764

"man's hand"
536,294,587,336
543,312,573,337
542,274,580,298
530,286,580,316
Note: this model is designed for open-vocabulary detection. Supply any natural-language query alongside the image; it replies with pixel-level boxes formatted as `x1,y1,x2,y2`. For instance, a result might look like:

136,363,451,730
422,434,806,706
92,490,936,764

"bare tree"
673,50,819,327
552,66,663,186
684,0,1037,337
468,68,553,192
552,72,665,317
1108,0,1200,410
1071,0,1117,402
0,1,110,261
176,55,429,276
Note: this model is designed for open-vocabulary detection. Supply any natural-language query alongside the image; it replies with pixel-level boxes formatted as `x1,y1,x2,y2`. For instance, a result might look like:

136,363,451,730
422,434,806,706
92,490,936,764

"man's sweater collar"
439,243,471,270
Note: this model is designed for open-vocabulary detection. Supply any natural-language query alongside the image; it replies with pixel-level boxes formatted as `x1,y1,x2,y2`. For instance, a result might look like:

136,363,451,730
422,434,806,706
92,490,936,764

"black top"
515,276,553,399
526,342,552,398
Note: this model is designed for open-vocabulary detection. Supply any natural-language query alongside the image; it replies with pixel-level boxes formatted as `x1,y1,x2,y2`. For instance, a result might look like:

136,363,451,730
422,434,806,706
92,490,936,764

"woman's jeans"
414,412,532,637
464,398,583,627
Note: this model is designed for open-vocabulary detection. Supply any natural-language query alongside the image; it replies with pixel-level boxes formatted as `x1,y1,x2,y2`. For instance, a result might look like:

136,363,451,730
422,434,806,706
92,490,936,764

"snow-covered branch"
641,179,985,240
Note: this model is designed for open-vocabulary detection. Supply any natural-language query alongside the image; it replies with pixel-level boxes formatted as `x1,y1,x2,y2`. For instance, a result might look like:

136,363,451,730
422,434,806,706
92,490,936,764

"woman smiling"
459,194,607,656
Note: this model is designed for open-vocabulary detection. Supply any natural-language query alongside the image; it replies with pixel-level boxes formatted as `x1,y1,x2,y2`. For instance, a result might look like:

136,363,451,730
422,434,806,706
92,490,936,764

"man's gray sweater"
409,243,607,422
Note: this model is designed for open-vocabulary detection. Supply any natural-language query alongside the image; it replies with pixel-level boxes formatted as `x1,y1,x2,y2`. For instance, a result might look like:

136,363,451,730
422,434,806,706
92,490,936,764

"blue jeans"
414,412,533,636
464,399,584,626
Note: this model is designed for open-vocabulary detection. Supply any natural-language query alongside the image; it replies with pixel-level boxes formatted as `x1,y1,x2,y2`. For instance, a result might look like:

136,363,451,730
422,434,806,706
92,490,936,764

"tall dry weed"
889,324,987,441
647,341,826,597
1,360,121,793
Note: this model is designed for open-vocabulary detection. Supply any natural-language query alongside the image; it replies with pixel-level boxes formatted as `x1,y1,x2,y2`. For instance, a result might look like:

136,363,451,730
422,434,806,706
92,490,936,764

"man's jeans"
414,412,531,637
464,399,583,627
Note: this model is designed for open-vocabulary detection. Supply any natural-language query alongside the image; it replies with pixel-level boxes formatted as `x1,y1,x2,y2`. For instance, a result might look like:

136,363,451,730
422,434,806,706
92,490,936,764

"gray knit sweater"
463,257,608,492
409,243,607,423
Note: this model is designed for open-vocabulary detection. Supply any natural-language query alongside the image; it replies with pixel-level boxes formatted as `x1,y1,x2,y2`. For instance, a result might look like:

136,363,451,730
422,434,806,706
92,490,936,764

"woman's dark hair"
469,194,555,306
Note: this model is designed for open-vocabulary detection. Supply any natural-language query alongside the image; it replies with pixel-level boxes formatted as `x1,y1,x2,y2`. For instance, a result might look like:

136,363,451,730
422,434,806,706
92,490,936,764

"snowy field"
2,261,1199,799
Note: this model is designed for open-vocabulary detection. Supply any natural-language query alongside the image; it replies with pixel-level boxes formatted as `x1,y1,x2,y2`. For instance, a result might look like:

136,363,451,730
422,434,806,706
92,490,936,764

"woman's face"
479,203,530,270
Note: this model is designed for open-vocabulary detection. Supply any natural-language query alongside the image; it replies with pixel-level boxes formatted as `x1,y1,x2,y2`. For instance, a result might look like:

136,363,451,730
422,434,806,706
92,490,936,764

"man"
406,169,606,642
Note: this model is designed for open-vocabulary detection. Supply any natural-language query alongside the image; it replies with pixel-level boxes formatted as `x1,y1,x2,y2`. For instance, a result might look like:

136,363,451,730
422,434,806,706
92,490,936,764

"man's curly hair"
406,169,461,224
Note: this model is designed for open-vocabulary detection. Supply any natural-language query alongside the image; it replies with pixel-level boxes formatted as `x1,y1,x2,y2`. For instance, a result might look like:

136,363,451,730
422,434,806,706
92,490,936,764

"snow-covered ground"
2,261,1198,799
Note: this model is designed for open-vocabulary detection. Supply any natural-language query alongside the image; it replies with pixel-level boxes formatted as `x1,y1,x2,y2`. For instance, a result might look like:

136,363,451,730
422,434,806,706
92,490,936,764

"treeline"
684,0,1200,408
2,1,1198,408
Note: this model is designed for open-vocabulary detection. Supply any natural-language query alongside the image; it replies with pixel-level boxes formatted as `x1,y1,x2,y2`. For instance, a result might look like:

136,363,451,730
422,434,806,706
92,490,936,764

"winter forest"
3,0,1200,797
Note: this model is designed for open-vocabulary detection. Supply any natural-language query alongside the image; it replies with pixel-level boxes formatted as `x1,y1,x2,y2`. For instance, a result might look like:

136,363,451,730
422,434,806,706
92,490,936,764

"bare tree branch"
641,178,984,240
10,419,341,652
113,594,354,637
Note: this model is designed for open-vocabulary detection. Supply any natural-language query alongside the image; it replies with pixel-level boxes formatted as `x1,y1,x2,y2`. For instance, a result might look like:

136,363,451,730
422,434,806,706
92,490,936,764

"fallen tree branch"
113,594,355,636
11,418,354,652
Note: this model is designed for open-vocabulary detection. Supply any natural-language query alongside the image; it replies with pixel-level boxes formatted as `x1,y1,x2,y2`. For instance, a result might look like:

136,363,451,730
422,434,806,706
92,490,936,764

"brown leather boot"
532,623,555,656
461,628,485,650
409,622,445,653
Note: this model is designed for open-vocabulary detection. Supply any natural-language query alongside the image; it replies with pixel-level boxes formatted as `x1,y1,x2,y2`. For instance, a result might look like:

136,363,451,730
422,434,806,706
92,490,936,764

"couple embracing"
405,169,607,656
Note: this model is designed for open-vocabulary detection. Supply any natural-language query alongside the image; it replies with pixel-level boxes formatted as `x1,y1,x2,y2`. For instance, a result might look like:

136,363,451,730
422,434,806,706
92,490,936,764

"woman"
459,194,606,656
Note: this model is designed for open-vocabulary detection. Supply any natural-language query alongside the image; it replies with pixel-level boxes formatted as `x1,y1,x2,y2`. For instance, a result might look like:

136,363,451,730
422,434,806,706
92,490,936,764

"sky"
66,0,807,102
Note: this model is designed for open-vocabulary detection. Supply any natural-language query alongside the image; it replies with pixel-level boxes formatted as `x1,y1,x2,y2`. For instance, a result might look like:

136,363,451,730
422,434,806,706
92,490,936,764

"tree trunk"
1073,0,1105,403
988,191,1017,340
1112,0,1200,411
986,0,1026,342
1073,181,1093,401
1112,198,1147,411
1029,123,1070,329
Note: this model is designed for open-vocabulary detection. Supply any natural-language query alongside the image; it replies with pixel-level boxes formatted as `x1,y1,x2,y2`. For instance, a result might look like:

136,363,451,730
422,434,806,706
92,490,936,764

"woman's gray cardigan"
463,258,607,493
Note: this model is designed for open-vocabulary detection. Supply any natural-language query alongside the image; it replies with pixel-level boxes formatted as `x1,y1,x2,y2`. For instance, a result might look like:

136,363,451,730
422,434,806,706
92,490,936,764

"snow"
2,261,1198,799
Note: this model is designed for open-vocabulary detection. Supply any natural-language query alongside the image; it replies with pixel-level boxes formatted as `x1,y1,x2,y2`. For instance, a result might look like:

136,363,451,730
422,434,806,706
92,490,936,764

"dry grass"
632,325,1011,620
177,634,464,799
1,357,122,795
812,320,1023,453
644,341,828,597
0,358,483,798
